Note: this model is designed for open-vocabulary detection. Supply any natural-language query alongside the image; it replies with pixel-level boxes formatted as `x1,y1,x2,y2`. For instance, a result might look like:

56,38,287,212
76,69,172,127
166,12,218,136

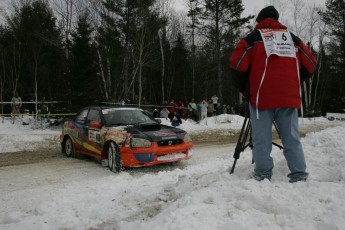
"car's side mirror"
89,120,102,128
155,118,162,124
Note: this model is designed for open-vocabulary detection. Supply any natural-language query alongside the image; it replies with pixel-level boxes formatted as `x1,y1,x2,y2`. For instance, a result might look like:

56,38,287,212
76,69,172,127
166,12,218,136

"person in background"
207,100,214,117
39,98,49,115
171,112,182,127
211,94,219,115
11,92,22,114
187,98,197,121
160,107,169,119
167,100,177,121
196,100,202,122
222,104,228,114
200,99,208,120
177,100,185,118
152,108,160,118
229,6,317,182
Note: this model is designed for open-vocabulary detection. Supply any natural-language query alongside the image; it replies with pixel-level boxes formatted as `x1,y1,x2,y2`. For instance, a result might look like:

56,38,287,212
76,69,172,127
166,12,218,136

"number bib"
259,29,296,58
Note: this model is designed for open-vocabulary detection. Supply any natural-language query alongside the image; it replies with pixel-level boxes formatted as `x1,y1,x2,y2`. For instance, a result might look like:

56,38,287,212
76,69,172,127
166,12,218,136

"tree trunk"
97,49,108,100
107,56,111,100
159,29,165,104
215,0,222,103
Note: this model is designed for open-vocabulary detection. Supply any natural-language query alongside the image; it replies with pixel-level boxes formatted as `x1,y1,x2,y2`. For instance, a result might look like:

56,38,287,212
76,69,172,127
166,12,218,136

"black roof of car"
84,105,142,110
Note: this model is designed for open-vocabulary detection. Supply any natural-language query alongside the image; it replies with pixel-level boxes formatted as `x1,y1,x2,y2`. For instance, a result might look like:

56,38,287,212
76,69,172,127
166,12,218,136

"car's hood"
124,123,185,141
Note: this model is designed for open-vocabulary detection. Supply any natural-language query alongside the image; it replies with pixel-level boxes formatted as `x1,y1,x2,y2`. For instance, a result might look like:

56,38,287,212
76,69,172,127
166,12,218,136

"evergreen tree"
69,11,98,110
320,0,345,112
96,0,124,101
100,0,165,105
5,0,65,104
169,32,191,102
199,0,253,103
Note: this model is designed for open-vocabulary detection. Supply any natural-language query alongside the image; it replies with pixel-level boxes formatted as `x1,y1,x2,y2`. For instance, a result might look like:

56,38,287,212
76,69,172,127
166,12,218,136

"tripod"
229,105,284,174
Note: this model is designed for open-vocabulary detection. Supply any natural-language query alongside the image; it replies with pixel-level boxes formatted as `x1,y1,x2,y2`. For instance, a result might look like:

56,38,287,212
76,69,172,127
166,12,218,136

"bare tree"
155,0,173,104
290,0,307,38
187,0,200,98
53,0,73,59
312,7,327,114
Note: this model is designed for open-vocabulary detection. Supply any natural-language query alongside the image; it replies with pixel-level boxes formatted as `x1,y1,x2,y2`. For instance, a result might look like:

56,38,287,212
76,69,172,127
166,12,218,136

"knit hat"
256,6,279,23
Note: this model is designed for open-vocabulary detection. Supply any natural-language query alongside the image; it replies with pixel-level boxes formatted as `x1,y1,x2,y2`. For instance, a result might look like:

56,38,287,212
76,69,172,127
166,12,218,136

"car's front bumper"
120,142,193,167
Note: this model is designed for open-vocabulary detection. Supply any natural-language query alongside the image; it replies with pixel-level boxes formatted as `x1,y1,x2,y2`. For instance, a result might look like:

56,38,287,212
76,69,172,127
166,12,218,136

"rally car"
60,106,193,172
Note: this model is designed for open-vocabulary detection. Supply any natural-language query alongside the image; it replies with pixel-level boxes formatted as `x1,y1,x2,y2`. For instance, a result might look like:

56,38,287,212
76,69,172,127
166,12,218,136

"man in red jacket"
230,6,317,183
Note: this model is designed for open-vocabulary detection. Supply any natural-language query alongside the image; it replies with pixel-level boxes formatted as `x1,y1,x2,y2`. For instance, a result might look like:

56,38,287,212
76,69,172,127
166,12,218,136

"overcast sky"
173,0,327,17
0,0,327,24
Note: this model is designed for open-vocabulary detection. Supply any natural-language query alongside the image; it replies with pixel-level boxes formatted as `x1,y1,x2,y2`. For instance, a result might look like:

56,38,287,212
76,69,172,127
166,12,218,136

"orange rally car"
60,106,193,172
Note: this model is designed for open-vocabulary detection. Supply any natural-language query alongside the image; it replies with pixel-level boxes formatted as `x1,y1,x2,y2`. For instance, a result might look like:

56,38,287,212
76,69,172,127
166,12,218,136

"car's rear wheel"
64,137,75,157
108,142,122,172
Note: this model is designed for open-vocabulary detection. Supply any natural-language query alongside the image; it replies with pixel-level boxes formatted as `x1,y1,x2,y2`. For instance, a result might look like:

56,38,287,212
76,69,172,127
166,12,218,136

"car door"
73,108,89,154
85,109,103,156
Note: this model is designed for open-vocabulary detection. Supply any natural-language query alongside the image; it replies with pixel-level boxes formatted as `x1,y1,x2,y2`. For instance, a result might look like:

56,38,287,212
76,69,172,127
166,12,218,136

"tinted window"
87,109,101,125
102,109,156,125
76,109,88,124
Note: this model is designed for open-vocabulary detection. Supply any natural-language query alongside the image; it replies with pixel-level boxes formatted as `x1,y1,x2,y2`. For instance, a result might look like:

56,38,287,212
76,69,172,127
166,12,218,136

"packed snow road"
0,143,235,223
1,117,345,230
0,121,325,224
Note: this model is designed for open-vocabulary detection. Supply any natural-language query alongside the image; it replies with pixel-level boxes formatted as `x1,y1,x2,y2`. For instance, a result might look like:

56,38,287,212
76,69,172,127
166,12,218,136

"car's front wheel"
64,137,75,157
108,142,122,172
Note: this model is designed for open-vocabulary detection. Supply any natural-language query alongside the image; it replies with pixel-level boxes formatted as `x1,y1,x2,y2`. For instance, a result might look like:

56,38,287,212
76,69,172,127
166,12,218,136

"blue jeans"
249,103,308,182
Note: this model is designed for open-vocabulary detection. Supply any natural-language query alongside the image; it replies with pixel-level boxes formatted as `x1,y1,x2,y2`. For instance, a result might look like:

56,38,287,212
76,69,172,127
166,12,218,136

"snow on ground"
0,117,60,153
0,115,345,229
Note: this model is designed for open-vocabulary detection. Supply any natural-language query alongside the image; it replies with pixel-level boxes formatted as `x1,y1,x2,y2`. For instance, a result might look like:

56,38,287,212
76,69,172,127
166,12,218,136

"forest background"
0,0,344,115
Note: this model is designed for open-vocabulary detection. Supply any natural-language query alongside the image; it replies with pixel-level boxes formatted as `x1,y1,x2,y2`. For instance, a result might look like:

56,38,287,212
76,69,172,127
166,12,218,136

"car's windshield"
102,108,157,125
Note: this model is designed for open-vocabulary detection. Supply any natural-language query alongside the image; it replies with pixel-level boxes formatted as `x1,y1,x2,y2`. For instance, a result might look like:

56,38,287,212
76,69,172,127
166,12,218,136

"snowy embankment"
0,115,345,229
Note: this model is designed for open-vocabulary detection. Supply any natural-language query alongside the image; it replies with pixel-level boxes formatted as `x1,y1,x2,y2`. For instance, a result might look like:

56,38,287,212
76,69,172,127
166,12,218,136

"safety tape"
0,101,68,104
99,102,186,109
0,113,76,116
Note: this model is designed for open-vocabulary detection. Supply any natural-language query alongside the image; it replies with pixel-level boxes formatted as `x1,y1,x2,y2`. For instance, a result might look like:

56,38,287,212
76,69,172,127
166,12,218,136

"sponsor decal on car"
101,127,130,146
89,130,101,143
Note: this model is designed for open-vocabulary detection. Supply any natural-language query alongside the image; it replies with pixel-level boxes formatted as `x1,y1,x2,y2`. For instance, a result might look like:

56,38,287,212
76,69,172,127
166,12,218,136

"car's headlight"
131,137,151,148
184,133,192,143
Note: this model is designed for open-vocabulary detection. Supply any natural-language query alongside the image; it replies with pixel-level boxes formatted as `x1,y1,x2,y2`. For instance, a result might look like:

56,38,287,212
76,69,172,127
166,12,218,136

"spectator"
160,107,169,119
207,100,214,117
196,100,202,121
12,105,20,115
222,104,228,114
152,109,160,118
171,112,182,127
187,98,197,121
39,98,49,115
200,100,208,120
177,100,185,118
229,6,317,182
211,94,219,115
11,92,22,114
167,100,177,121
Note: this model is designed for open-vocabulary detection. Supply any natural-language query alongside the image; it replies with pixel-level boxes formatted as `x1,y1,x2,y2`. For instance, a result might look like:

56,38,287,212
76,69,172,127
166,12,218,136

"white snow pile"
0,115,345,230
0,117,59,153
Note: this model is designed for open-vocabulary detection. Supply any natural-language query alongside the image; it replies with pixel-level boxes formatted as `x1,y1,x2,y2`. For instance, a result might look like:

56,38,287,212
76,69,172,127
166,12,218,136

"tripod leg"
230,116,251,174
230,159,238,174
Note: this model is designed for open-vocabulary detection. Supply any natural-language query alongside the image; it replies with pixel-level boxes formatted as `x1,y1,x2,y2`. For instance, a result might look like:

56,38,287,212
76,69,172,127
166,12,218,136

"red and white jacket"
230,18,317,109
